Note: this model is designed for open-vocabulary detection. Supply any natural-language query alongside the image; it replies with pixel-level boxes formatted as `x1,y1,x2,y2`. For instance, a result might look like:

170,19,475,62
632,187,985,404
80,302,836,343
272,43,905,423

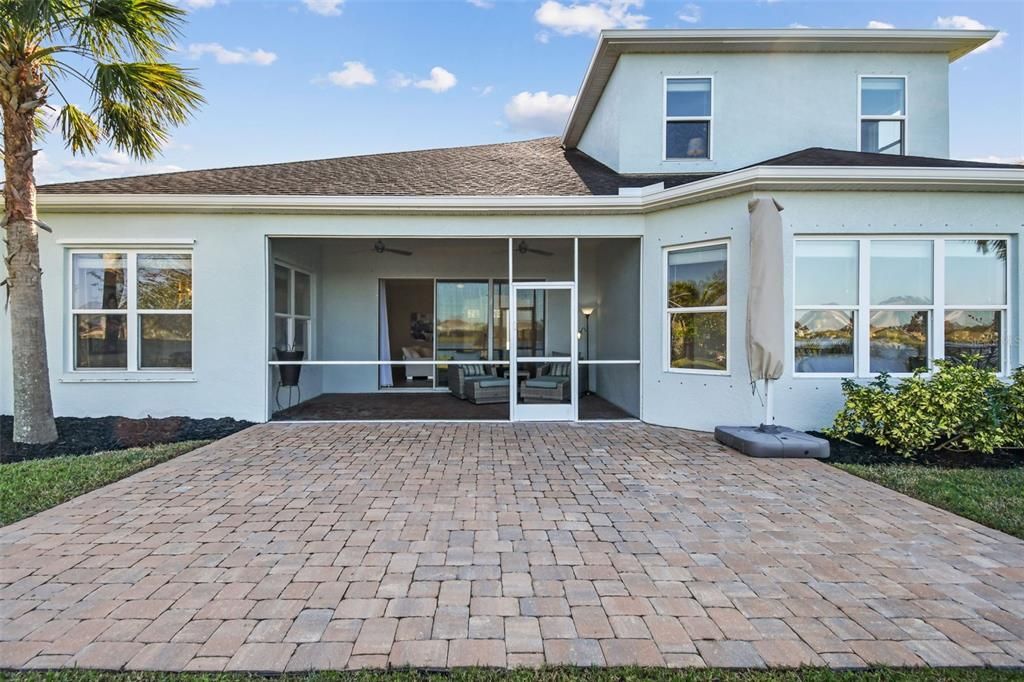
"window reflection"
795,241,858,306
72,253,127,310
945,310,1001,370
794,310,855,374
670,312,727,370
870,310,928,373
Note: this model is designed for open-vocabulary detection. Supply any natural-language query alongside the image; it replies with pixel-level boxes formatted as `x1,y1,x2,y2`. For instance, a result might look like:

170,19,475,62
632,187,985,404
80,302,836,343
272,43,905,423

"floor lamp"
581,306,594,395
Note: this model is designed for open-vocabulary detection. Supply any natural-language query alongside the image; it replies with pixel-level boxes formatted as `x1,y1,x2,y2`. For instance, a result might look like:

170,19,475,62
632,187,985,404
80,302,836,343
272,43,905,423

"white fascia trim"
35,167,1024,216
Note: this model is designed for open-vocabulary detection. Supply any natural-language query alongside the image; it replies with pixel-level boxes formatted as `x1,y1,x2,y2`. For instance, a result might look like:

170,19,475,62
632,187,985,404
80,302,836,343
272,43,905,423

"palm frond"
58,103,102,154
73,0,186,61
96,99,167,158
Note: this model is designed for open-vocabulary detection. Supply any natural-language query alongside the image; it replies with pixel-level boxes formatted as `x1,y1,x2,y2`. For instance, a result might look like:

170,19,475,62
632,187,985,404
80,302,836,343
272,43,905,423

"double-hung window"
665,241,728,372
795,237,1009,376
860,76,906,155
71,250,193,371
665,77,712,160
273,263,313,353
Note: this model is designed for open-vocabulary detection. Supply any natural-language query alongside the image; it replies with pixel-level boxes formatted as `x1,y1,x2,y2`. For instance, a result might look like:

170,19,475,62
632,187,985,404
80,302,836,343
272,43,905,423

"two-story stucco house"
2,28,1021,431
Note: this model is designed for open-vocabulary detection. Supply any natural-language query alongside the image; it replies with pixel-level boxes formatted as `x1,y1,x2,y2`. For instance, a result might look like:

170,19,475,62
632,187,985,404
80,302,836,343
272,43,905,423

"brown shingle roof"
37,137,708,197
757,147,1023,169
37,140,1018,198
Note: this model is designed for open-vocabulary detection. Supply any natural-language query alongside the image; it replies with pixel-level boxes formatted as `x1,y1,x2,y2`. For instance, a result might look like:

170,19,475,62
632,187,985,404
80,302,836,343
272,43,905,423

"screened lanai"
266,237,641,422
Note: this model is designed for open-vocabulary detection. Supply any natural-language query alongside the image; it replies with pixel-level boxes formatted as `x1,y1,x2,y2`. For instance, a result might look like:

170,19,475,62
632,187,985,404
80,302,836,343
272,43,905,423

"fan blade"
386,248,414,256
528,248,553,256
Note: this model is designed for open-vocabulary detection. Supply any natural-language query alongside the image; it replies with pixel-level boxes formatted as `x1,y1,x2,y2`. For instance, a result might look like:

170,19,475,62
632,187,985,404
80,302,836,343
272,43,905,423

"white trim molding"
35,167,1024,216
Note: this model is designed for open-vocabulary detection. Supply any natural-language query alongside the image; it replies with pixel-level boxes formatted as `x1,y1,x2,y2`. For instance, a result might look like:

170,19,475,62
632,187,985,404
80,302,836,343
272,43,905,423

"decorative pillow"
549,363,570,377
462,363,485,376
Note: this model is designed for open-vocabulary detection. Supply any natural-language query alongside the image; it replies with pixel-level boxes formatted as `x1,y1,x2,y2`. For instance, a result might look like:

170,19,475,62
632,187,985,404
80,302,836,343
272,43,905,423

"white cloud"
389,72,413,88
535,0,648,38
866,20,894,29
175,0,218,9
414,66,457,93
326,61,376,87
35,150,184,185
504,91,576,133
969,155,1024,165
788,23,809,29
474,85,495,96
678,3,701,24
934,15,1006,53
187,43,277,66
304,0,343,16
467,0,494,7
536,31,551,43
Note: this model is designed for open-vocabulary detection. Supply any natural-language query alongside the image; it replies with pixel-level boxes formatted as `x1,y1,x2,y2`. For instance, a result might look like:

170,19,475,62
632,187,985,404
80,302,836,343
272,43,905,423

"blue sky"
35,0,1024,184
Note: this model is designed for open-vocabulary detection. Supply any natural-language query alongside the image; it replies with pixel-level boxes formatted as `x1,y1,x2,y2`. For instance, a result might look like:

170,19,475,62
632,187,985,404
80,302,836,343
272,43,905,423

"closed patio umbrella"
746,197,785,425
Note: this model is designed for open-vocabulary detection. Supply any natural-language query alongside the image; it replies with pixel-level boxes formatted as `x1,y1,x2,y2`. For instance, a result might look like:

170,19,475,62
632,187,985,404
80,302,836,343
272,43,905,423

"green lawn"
834,462,1024,540
2,670,1023,682
0,440,210,526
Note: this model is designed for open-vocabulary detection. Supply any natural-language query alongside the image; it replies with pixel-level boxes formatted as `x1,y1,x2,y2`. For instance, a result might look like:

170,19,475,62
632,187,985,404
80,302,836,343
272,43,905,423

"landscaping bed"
814,432,1024,469
1,415,252,462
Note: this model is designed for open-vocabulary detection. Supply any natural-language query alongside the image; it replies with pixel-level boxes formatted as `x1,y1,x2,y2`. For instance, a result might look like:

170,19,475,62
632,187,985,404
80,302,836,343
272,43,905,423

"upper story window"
794,237,1009,377
665,77,712,160
70,250,193,371
665,241,728,373
860,76,906,155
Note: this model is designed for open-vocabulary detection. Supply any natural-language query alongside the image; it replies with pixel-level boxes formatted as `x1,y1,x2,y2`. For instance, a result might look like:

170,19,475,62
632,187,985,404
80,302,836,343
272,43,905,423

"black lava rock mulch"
1,415,253,462
811,431,1024,469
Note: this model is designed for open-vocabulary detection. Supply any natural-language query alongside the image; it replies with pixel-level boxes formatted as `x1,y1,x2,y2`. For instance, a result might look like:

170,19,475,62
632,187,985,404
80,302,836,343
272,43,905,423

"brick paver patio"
2,422,1023,671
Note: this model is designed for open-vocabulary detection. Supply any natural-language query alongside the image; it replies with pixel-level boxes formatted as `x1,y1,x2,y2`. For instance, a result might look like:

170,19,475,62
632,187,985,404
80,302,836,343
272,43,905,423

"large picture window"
860,76,906,155
665,241,728,373
795,237,1009,376
665,77,712,160
71,250,192,371
274,263,313,353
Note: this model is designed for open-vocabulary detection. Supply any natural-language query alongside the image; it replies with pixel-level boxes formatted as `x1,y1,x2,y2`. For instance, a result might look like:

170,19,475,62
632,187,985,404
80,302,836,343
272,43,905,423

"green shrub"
1002,367,1024,448
825,357,1017,456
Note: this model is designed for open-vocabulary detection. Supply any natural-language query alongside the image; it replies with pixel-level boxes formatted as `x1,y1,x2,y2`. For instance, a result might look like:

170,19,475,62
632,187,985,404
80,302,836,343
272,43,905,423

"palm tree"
1,0,203,443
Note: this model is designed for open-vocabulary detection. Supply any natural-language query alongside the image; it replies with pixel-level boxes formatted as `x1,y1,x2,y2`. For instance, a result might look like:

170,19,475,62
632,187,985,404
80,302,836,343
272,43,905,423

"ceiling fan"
517,240,552,257
373,240,413,256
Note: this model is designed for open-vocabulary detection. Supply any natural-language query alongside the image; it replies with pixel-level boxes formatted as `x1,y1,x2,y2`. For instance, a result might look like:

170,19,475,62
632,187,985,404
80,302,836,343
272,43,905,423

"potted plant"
275,345,304,387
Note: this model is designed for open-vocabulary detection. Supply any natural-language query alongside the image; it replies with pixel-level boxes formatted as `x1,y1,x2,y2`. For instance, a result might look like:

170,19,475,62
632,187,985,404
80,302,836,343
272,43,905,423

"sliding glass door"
435,280,489,387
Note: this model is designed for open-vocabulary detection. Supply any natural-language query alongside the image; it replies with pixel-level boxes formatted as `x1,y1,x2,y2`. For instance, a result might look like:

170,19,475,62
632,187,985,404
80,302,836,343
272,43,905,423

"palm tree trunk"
2,96,58,444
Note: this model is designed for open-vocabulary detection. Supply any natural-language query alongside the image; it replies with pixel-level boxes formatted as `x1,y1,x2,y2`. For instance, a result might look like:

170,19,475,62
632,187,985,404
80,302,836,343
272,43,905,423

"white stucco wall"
639,190,1024,432
0,212,269,422
2,193,1018,431
577,52,950,174
0,214,643,421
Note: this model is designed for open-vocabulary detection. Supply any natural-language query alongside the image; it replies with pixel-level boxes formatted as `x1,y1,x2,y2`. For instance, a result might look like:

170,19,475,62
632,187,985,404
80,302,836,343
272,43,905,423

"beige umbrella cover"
747,197,785,422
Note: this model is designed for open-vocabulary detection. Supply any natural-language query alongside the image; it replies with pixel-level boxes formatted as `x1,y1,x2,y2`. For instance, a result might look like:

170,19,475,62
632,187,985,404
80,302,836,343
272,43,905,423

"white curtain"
378,281,393,387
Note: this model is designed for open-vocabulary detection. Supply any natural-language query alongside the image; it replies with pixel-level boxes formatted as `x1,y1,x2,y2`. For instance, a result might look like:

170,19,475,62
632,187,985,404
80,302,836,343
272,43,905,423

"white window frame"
664,75,714,162
273,261,315,356
858,75,907,155
663,239,730,375
67,247,194,373
794,235,1011,378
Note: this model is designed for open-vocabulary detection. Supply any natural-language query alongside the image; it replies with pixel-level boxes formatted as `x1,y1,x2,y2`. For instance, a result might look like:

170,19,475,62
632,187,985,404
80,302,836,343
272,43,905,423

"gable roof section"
757,147,1021,169
562,28,998,148
37,137,709,198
